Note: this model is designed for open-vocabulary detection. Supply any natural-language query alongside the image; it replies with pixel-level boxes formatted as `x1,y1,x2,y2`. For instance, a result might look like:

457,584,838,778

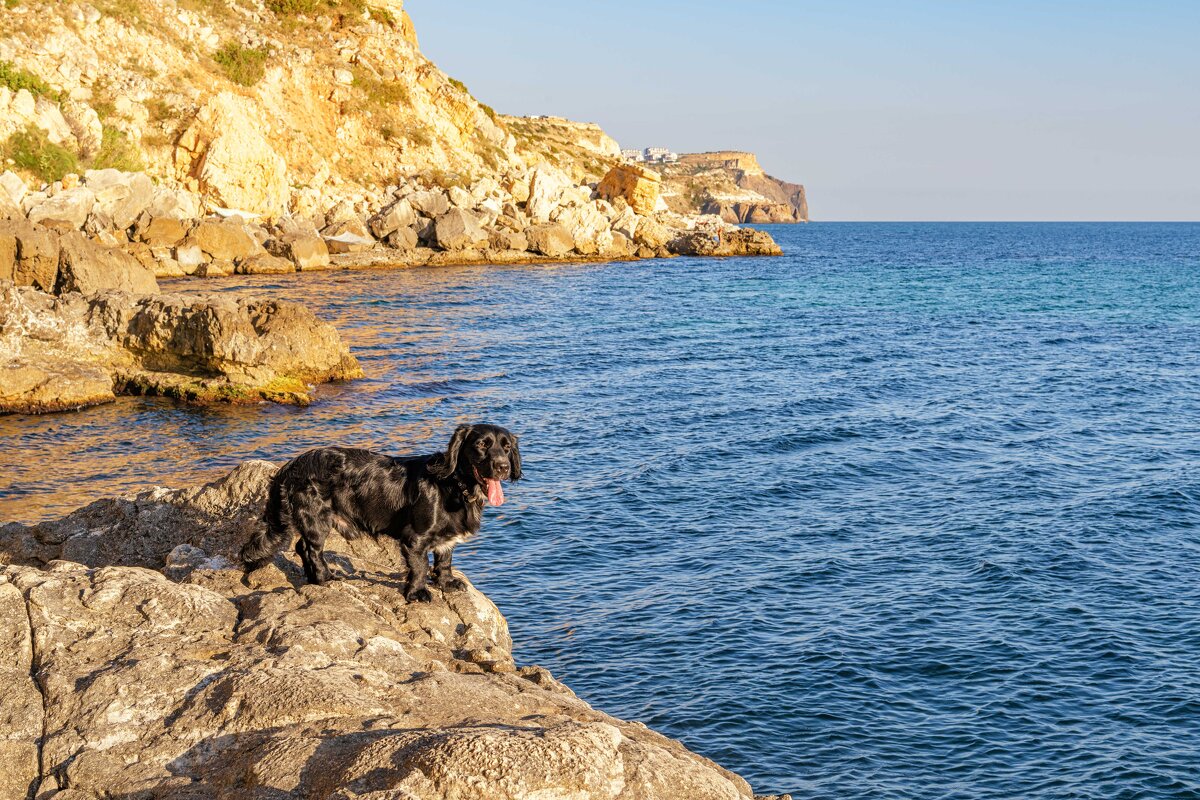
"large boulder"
26,187,96,230
0,171,27,207
526,223,575,258
407,189,450,218
633,216,673,249
0,284,362,415
132,213,191,248
367,198,416,239
0,219,60,292
175,92,289,217
181,219,263,263
596,164,662,216
432,208,488,251
0,464,764,800
56,232,159,295
553,202,611,256
82,169,155,231
669,227,783,257
235,252,296,275
268,230,331,271
526,164,575,223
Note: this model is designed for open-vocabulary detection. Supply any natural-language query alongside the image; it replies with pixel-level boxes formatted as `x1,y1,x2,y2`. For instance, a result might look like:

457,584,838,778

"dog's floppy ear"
431,424,473,479
508,435,522,482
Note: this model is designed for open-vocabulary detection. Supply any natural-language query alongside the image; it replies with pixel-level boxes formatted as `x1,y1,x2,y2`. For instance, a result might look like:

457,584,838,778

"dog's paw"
405,587,433,603
438,577,469,593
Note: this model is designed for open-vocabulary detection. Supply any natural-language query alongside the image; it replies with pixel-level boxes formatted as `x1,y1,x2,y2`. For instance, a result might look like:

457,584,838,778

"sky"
407,1,1200,221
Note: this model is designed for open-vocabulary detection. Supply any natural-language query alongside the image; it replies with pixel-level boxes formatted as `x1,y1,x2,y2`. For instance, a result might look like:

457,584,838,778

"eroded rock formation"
0,283,361,414
0,463,786,799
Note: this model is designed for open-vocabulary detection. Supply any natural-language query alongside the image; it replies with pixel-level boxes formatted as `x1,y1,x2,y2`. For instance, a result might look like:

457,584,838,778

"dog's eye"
501,440,511,450
480,438,492,448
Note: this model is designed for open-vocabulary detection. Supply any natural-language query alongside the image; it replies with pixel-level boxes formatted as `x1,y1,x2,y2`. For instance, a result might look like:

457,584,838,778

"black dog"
240,424,521,602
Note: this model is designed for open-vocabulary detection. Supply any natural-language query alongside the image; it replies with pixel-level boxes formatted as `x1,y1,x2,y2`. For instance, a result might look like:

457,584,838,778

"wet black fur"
240,424,521,602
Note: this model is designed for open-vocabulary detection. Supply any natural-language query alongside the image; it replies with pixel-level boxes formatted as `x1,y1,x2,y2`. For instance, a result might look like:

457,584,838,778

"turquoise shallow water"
3,223,1200,796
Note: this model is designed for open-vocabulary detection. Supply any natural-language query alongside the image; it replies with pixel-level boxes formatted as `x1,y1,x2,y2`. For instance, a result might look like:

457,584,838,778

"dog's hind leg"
241,480,292,572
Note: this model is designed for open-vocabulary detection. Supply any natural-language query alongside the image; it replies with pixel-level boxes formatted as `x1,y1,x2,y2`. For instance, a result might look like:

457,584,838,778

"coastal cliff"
658,152,808,224
0,463,790,799
0,0,782,279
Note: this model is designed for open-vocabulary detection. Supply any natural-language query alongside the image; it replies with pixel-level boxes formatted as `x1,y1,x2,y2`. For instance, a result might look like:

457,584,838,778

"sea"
2,222,1199,798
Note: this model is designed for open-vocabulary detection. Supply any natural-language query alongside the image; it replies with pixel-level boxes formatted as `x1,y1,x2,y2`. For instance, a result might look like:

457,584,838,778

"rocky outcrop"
0,463,784,799
596,164,663,217
0,282,362,414
656,152,809,223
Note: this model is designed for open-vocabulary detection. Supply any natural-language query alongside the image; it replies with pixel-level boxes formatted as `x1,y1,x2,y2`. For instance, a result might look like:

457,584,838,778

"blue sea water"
3,222,1200,797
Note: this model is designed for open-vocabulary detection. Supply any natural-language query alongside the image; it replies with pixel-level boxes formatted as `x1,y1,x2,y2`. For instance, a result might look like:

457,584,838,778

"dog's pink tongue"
486,479,505,506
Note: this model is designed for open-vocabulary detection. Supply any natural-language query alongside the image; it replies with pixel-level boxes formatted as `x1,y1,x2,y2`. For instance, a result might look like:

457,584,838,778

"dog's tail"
241,475,292,572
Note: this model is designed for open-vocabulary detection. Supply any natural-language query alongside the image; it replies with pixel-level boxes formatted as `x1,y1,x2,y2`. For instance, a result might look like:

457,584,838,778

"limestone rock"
367,198,416,239
489,229,528,252
27,188,96,230
269,231,331,271
0,580,40,799
236,252,295,275
0,284,361,415
325,232,375,254
56,232,160,295
62,99,104,158
633,217,672,249
526,223,575,258
0,171,28,207
0,464,763,800
182,219,263,263
408,189,450,218
83,169,155,231
597,164,662,216
0,361,115,414
0,219,60,292
133,213,190,248
177,92,289,217
669,227,783,258
380,225,416,250
526,164,575,223
432,208,487,251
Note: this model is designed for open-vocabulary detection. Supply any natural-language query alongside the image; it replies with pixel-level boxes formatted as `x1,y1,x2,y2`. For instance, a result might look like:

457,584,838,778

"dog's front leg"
402,542,433,603
431,545,468,592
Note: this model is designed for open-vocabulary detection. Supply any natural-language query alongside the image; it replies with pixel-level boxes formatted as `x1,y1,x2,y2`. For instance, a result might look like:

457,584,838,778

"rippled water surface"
4,223,1200,797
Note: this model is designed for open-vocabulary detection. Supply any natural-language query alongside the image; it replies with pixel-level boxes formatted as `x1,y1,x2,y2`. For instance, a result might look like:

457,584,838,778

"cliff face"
658,152,808,224
503,115,621,184
0,462,786,799
0,0,521,217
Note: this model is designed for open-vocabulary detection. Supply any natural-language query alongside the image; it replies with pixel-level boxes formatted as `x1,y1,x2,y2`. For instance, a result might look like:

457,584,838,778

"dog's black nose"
492,461,511,478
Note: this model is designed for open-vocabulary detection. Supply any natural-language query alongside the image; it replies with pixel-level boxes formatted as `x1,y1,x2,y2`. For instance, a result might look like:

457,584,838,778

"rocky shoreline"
1,161,779,416
0,463,791,800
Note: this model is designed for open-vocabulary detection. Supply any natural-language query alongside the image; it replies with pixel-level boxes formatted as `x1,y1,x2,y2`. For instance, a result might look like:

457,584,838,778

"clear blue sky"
408,1,1200,221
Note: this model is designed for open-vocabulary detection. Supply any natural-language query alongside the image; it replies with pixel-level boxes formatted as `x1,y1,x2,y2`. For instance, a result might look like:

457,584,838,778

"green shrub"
406,125,433,147
90,127,144,172
2,126,80,183
368,5,394,26
0,60,57,98
448,77,469,95
4,0,21,9
267,0,366,16
478,102,497,123
213,42,270,86
354,73,410,109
